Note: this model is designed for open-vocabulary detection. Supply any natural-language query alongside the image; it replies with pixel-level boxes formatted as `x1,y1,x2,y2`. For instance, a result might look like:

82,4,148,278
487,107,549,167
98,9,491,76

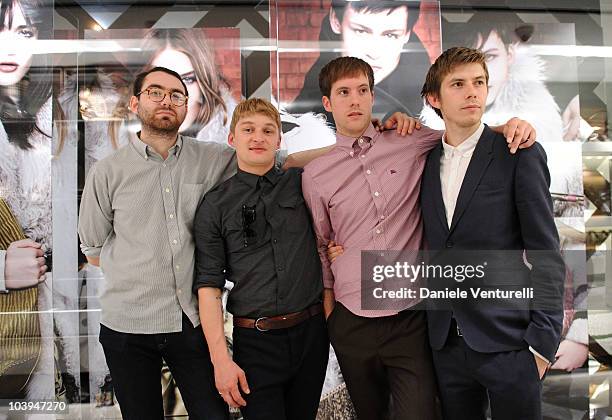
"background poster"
272,0,441,124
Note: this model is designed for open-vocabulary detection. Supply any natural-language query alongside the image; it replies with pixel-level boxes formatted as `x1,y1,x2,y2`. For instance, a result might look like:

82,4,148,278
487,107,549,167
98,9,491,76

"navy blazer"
420,125,565,362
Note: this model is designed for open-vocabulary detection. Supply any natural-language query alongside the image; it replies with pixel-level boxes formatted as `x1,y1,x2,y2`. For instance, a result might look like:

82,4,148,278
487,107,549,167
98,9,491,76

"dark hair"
331,0,421,33
421,47,489,118
319,56,374,98
442,11,533,51
132,66,188,97
0,0,53,150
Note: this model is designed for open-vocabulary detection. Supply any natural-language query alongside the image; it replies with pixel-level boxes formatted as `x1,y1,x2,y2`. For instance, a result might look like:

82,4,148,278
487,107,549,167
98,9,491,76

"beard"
139,107,181,134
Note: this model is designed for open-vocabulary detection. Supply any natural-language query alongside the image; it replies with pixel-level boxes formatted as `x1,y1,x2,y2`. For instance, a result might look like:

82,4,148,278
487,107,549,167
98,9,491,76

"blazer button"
446,241,454,248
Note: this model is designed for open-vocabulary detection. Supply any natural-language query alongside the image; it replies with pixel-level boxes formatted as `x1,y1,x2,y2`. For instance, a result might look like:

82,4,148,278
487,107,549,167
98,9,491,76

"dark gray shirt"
193,167,323,318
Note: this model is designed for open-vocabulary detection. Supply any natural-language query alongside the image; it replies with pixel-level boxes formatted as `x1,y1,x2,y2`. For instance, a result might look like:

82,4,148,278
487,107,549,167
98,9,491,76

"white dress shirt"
439,123,549,365
440,123,484,227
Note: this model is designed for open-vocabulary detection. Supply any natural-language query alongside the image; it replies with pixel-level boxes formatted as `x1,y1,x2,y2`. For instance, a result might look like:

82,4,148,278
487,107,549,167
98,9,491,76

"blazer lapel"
428,143,449,233
449,126,495,234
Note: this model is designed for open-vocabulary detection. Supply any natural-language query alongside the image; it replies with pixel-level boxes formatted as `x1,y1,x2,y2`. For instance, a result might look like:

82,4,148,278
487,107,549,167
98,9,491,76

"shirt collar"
442,123,484,159
236,166,282,189
335,123,379,151
131,133,183,160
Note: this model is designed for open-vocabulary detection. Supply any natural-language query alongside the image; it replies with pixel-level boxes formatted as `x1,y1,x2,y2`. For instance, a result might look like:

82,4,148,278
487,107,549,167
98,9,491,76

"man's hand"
323,288,336,320
372,112,421,136
214,356,250,408
534,354,549,380
562,95,580,141
551,339,588,372
495,118,536,154
4,239,46,289
327,241,344,264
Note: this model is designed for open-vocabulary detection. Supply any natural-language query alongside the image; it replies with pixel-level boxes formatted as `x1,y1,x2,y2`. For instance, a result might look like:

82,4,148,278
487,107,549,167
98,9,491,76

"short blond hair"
230,98,282,134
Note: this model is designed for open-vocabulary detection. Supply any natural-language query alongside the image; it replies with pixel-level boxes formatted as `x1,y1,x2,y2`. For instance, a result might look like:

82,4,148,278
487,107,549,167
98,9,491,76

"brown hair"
318,56,374,98
421,47,489,118
230,98,281,134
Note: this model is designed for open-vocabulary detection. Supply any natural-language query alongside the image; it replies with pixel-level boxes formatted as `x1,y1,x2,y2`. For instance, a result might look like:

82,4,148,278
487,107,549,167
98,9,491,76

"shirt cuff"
565,318,588,345
80,244,102,257
0,250,7,293
529,346,551,365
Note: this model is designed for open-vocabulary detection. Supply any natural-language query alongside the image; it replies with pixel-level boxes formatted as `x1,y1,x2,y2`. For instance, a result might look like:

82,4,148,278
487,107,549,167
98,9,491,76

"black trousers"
99,314,228,420
432,331,543,420
327,303,439,420
233,313,329,420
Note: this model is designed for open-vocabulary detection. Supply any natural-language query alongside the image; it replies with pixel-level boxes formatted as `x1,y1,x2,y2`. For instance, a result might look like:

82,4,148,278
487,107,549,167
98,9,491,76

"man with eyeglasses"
78,67,233,420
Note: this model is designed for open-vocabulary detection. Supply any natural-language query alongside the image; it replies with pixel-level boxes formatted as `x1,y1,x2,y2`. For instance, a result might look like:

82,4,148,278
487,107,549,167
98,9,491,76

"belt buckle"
255,317,269,332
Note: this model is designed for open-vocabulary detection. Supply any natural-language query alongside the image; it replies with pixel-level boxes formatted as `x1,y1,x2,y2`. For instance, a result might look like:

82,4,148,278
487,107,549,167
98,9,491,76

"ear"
507,42,517,65
128,96,139,114
228,132,235,147
322,96,332,113
426,94,441,111
329,7,342,35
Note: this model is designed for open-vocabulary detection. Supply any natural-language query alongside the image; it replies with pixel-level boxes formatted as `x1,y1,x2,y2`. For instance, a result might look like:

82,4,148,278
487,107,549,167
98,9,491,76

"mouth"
249,147,267,153
347,111,363,118
462,104,481,110
0,63,18,73
156,110,176,117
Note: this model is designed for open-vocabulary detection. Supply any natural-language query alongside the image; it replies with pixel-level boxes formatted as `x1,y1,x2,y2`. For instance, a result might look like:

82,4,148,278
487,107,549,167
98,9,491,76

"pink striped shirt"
302,124,441,317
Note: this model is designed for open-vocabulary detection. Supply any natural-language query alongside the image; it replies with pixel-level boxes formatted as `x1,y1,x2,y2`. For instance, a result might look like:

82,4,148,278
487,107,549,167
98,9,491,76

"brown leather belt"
233,303,322,331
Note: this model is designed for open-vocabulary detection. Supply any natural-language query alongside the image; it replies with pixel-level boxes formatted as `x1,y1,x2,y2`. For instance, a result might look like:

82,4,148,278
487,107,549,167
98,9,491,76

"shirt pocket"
180,183,206,230
278,195,308,233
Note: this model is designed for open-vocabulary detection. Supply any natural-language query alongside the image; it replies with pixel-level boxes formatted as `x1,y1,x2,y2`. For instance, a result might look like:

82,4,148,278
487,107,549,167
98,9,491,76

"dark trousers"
327,303,439,420
432,331,543,420
233,313,329,420
99,314,228,420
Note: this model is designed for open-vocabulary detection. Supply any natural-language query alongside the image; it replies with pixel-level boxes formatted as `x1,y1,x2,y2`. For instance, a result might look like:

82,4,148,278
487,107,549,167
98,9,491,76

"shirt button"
165,188,170,193
349,151,354,157
380,215,385,220
358,138,363,145
366,170,371,175
273,239,278,244
177,289,182,294
277,266,284,271
360,155,365,159
169,214,174,219
172,239,178,244
163,163,167,167
376,229,381,234
374,191,380,197
175,265,180,270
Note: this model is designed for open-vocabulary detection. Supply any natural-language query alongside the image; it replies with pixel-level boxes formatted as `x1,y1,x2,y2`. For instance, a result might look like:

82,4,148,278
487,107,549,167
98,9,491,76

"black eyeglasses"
136,87,188,106
242,204,256,247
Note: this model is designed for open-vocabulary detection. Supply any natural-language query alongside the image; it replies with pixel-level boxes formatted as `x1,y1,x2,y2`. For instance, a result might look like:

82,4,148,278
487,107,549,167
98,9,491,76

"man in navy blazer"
419,47,565,420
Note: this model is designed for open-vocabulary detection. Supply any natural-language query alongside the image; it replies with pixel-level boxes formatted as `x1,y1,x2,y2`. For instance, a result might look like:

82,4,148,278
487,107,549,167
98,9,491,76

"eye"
243,127,253,133
149,88,164,98
17,27,36,38
452,82,463,88
181,72,197,85
360,87,369,94
476,80,485,86
384,33,400,40
338,89,348,96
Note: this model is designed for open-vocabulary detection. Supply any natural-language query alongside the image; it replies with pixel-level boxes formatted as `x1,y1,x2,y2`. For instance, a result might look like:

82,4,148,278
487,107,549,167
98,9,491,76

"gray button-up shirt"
78,135,238,333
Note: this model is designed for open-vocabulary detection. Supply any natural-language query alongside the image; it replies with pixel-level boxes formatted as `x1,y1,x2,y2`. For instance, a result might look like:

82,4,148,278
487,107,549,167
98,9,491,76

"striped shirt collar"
335,123,379,151
131,133,183,160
